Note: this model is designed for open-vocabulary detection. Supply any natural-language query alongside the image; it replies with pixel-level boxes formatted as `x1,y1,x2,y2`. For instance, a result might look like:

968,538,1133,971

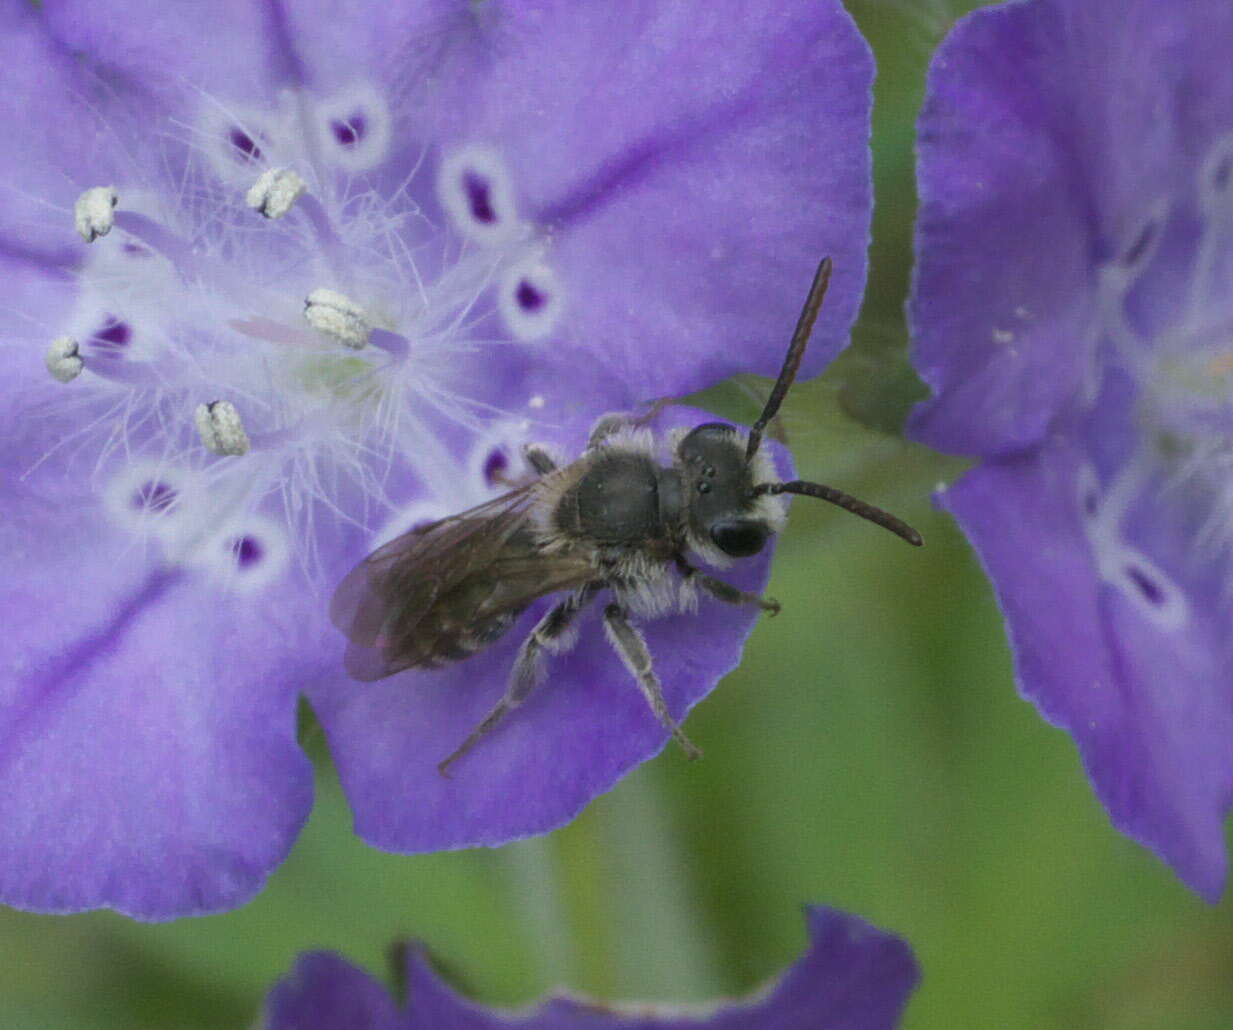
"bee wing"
330,483,594,680
331,484,539,649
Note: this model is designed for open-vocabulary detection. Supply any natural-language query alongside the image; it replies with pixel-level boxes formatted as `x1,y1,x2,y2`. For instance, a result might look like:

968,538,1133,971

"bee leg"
523,443,559,475
586,398,673,449
438,584,600,776
674,557,781,616
602,602,702,760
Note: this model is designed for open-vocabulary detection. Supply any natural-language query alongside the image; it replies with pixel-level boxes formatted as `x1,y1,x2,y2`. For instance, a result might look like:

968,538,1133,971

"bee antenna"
752,480,923,547
745,256,833,464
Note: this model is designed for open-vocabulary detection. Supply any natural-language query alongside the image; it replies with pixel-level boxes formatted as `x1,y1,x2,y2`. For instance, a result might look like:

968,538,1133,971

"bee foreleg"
602,602,702,761
438,583,601,776
586,398,672,449
674,557,781,616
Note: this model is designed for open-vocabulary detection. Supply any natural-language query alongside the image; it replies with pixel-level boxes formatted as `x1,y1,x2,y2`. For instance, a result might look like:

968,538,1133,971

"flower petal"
0,3,133,263
0,469,317,918
415,0,873,397
941,440,1233,900
264,906,919,1028
43,0,289,98
908,1,1101,456
265,952,400,1030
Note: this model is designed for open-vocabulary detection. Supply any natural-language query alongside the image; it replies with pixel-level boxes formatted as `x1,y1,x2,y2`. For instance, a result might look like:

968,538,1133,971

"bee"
330,258,922,775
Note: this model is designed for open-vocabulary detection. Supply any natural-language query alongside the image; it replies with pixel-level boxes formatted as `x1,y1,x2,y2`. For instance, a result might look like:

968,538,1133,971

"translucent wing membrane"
330,484,594,680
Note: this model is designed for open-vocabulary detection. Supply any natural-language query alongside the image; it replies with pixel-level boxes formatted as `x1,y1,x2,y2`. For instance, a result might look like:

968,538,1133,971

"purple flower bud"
909,0,1233,899
0,0,874,919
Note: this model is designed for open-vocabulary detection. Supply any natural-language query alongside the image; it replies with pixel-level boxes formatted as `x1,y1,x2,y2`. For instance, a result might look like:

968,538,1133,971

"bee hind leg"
602,602,702,760
438,583,601,776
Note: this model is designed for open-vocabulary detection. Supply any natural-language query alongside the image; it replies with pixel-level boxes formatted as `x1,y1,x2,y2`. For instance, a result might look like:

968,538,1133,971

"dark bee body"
331,259,922,773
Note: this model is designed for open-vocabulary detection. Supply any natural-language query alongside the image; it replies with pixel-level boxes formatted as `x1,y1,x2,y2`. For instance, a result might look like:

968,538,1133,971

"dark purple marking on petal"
122,241,153,258
1122,219,1159,268
131,480,177,513
91,316,132,357
533,106,732,230
462,170,497,224
1208,152,1233,195
481,448,508,487
515,279,546,312
0,237,78,277
537,134,667,228
257,0,308,86
1124,564,1166,606
330,112,367,147
1081,484,1100,518
230,535,265,568
0,569,182,777
228,126,263,163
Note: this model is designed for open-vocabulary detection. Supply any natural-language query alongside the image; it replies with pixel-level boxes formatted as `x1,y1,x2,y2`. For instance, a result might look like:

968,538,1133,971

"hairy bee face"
674,422,770,557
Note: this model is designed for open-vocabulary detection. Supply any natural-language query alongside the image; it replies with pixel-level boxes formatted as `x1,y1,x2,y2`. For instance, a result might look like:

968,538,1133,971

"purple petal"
0,3,132,264
416,0,873,397
43,0,292,97
941,438,1233,900
265,952,400,1030
908,0,1098,456
264,907,919,1029
911,0,1233,457
909,0,1233,897
311,406,791,853
0,486,316,918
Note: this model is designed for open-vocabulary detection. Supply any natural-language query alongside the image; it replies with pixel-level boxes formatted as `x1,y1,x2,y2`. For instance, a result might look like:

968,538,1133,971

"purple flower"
909,0,1233,898
1,0,873,918
264,906,919,1030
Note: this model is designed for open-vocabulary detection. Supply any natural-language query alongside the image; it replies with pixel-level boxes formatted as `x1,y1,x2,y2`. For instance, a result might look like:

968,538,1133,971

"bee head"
669,259,922,558
675,422,770,558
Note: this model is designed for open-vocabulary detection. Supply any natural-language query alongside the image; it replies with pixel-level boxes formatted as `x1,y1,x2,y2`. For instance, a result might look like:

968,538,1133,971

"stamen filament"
114,211,199,277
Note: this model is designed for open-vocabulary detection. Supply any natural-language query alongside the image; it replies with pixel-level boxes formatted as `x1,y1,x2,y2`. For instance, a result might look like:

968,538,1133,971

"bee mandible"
330,258,922,775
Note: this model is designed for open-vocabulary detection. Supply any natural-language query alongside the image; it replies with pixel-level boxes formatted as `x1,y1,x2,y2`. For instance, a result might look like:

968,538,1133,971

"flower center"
1084,131,1233,617
38,85,569,588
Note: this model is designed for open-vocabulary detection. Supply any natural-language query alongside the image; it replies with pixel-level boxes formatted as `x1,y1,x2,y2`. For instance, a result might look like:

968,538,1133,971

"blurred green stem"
503,836,574,988
598,768,724,1001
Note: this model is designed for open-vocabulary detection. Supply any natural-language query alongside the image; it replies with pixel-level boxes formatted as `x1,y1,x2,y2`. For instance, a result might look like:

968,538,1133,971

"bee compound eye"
710,519,769,557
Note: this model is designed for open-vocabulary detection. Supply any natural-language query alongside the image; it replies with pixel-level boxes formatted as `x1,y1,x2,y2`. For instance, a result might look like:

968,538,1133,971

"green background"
7,2,1233,1027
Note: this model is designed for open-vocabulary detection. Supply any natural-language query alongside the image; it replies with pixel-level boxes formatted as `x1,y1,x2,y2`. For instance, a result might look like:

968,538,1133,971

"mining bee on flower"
331,258,922,775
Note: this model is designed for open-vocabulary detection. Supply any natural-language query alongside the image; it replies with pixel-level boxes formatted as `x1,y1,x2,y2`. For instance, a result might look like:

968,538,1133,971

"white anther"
245,167,306,219
46,335,84,383
303,288,372,349
195,400,251,456
74,186,118,242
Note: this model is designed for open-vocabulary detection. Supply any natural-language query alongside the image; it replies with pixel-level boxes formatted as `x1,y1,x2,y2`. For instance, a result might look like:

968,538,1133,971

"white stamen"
303,288,372,349
246,167,306,219
74,186,118,242
195,400,251,456
45,335,84,383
